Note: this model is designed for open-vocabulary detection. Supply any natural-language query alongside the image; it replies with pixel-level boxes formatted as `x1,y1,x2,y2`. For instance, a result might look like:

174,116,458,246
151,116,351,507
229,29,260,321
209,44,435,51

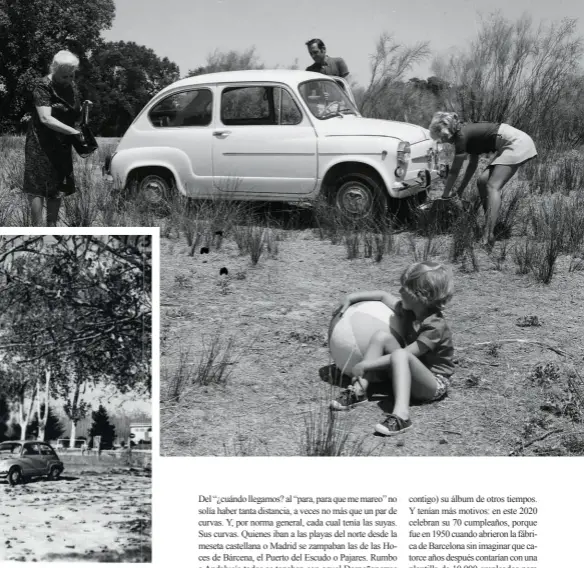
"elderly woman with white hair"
428,112,537,248
23,50,84,226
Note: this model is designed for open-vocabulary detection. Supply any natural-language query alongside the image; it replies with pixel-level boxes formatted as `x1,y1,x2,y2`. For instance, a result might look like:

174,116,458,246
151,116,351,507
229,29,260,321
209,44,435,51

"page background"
155,456,583,566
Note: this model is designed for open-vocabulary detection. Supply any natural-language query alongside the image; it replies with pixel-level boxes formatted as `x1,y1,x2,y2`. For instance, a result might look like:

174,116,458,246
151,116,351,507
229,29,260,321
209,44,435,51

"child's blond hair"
429,111,462,142
400,261,453,310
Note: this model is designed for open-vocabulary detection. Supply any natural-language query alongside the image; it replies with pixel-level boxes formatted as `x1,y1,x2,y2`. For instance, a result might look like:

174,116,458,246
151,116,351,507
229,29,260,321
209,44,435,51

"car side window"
0,443,22,455
221,86,303,126
24,444,41,455
149,88,213,128
40,444,55,456
274,88,302,125
221,86,271,125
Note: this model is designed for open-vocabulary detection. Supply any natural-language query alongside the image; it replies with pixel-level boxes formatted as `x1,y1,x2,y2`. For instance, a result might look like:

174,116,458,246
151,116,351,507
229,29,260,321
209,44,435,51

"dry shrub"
521,194,579,283
301,406,377,457
408,234,440,262
345,232,360,259
161,348,197,404
415,198,463,237
494,185,526,240
232,225,279,264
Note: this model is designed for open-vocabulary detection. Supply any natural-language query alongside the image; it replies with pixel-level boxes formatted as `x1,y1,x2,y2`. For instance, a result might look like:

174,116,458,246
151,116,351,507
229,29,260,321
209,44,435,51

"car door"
212,83,317,195
39,443,59,471
143,86,215,196
20,443,44,476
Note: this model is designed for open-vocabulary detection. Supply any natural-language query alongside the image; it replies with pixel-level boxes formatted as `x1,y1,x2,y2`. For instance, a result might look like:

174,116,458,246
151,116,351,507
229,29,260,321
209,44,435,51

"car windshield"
298,80,358,120
0,442,22,455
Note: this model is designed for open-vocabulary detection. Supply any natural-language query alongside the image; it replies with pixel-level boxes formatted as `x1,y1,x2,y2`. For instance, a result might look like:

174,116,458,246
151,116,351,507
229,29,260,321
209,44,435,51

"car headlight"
397,141,411,164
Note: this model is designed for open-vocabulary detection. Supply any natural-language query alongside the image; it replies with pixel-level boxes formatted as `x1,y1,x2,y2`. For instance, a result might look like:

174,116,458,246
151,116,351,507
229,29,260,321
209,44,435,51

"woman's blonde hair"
400,261,454,311
50,50,80,74
429,111,461,142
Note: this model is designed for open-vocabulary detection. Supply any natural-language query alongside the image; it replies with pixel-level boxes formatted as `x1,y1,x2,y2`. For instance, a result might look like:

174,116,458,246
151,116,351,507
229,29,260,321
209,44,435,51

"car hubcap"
338,182,372,216
141,177,165,204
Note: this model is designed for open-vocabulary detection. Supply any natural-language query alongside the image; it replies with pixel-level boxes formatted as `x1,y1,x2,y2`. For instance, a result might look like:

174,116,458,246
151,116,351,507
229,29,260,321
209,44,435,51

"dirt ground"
0,465,151,562
160,211,584,457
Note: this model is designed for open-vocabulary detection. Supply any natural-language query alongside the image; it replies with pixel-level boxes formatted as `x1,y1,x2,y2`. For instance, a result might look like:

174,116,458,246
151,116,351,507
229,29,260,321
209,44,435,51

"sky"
102,0,584,87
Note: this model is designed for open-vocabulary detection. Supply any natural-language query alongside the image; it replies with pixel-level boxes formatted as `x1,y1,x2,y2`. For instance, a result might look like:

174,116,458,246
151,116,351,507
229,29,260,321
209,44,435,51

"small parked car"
0,441,64,486
55,437,87,450
107,69,447,218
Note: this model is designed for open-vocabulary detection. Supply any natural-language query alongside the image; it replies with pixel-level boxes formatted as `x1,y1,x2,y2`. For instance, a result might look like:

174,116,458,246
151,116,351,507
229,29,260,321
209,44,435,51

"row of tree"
0,400,117,449
1,1,583,149
0,0,179,135
0,235,151,448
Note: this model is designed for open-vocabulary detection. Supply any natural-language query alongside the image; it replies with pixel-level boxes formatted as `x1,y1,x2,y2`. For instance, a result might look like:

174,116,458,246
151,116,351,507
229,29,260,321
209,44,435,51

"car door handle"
213,130,231,138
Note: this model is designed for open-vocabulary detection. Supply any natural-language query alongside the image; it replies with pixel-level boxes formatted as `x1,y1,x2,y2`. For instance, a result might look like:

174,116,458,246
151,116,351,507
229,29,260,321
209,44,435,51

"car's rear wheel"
48,466,62,481
8,467,22,486
333,172,387,220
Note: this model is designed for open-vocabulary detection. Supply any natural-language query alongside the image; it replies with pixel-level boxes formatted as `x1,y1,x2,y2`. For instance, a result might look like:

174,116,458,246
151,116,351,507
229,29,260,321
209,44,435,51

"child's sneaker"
329,385,367,411
375,414,412,436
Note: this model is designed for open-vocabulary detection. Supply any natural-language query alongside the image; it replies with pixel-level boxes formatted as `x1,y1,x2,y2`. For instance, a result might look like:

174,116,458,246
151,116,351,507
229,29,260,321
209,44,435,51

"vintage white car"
108,70,446,217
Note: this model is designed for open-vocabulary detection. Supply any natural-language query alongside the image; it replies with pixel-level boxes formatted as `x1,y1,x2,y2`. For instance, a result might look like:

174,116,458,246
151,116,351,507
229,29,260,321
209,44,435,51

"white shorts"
490,123,537,167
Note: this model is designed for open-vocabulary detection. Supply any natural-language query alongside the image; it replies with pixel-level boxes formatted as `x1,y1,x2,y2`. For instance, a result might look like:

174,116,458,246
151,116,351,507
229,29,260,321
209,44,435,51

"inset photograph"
0,234,152,562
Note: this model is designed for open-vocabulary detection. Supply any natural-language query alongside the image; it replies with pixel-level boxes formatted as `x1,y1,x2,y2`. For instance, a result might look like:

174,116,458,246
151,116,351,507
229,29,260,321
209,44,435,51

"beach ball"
329,301,401,377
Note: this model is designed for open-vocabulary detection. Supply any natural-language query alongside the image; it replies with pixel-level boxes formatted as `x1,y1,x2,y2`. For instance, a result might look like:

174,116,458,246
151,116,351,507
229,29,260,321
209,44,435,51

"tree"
426,76,448,96
187,46,264,77
0,355,38,440
21,404,65,441
0,0,115,131
77,40,180,136
0,235,152,447
431,13,584,150
0,393,9,441
360,33,431,119
88,405,116,449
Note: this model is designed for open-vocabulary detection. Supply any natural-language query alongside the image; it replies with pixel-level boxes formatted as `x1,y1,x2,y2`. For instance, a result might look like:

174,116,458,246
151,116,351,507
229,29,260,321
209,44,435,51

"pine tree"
88,405,116,449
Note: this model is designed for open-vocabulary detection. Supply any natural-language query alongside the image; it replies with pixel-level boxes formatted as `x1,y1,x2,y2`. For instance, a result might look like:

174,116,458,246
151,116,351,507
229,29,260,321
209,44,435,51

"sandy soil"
160,203,584,457
0,466,151,562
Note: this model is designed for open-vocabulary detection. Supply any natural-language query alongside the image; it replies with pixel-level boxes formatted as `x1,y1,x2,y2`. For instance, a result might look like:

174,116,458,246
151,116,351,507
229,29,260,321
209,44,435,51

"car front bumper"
392,167,444,192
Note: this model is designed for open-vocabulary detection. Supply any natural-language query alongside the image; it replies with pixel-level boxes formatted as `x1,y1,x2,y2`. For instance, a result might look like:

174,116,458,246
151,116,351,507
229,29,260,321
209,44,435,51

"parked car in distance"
55,438,87,450
0,440,64,486
107,69,447,218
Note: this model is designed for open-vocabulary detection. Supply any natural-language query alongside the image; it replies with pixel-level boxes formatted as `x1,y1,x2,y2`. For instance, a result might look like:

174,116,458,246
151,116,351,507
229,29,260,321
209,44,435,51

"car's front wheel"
333,172,387,220
8,466,22,486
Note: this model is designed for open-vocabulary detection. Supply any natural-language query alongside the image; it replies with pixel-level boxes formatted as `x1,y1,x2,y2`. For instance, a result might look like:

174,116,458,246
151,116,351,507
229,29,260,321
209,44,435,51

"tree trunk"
68,379,82,449
69,420,78,448
36,368,51,441
18,384,36,440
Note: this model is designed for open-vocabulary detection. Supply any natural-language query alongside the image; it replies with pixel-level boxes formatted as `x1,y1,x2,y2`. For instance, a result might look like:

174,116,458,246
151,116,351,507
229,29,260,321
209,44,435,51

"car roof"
160,69,339,92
